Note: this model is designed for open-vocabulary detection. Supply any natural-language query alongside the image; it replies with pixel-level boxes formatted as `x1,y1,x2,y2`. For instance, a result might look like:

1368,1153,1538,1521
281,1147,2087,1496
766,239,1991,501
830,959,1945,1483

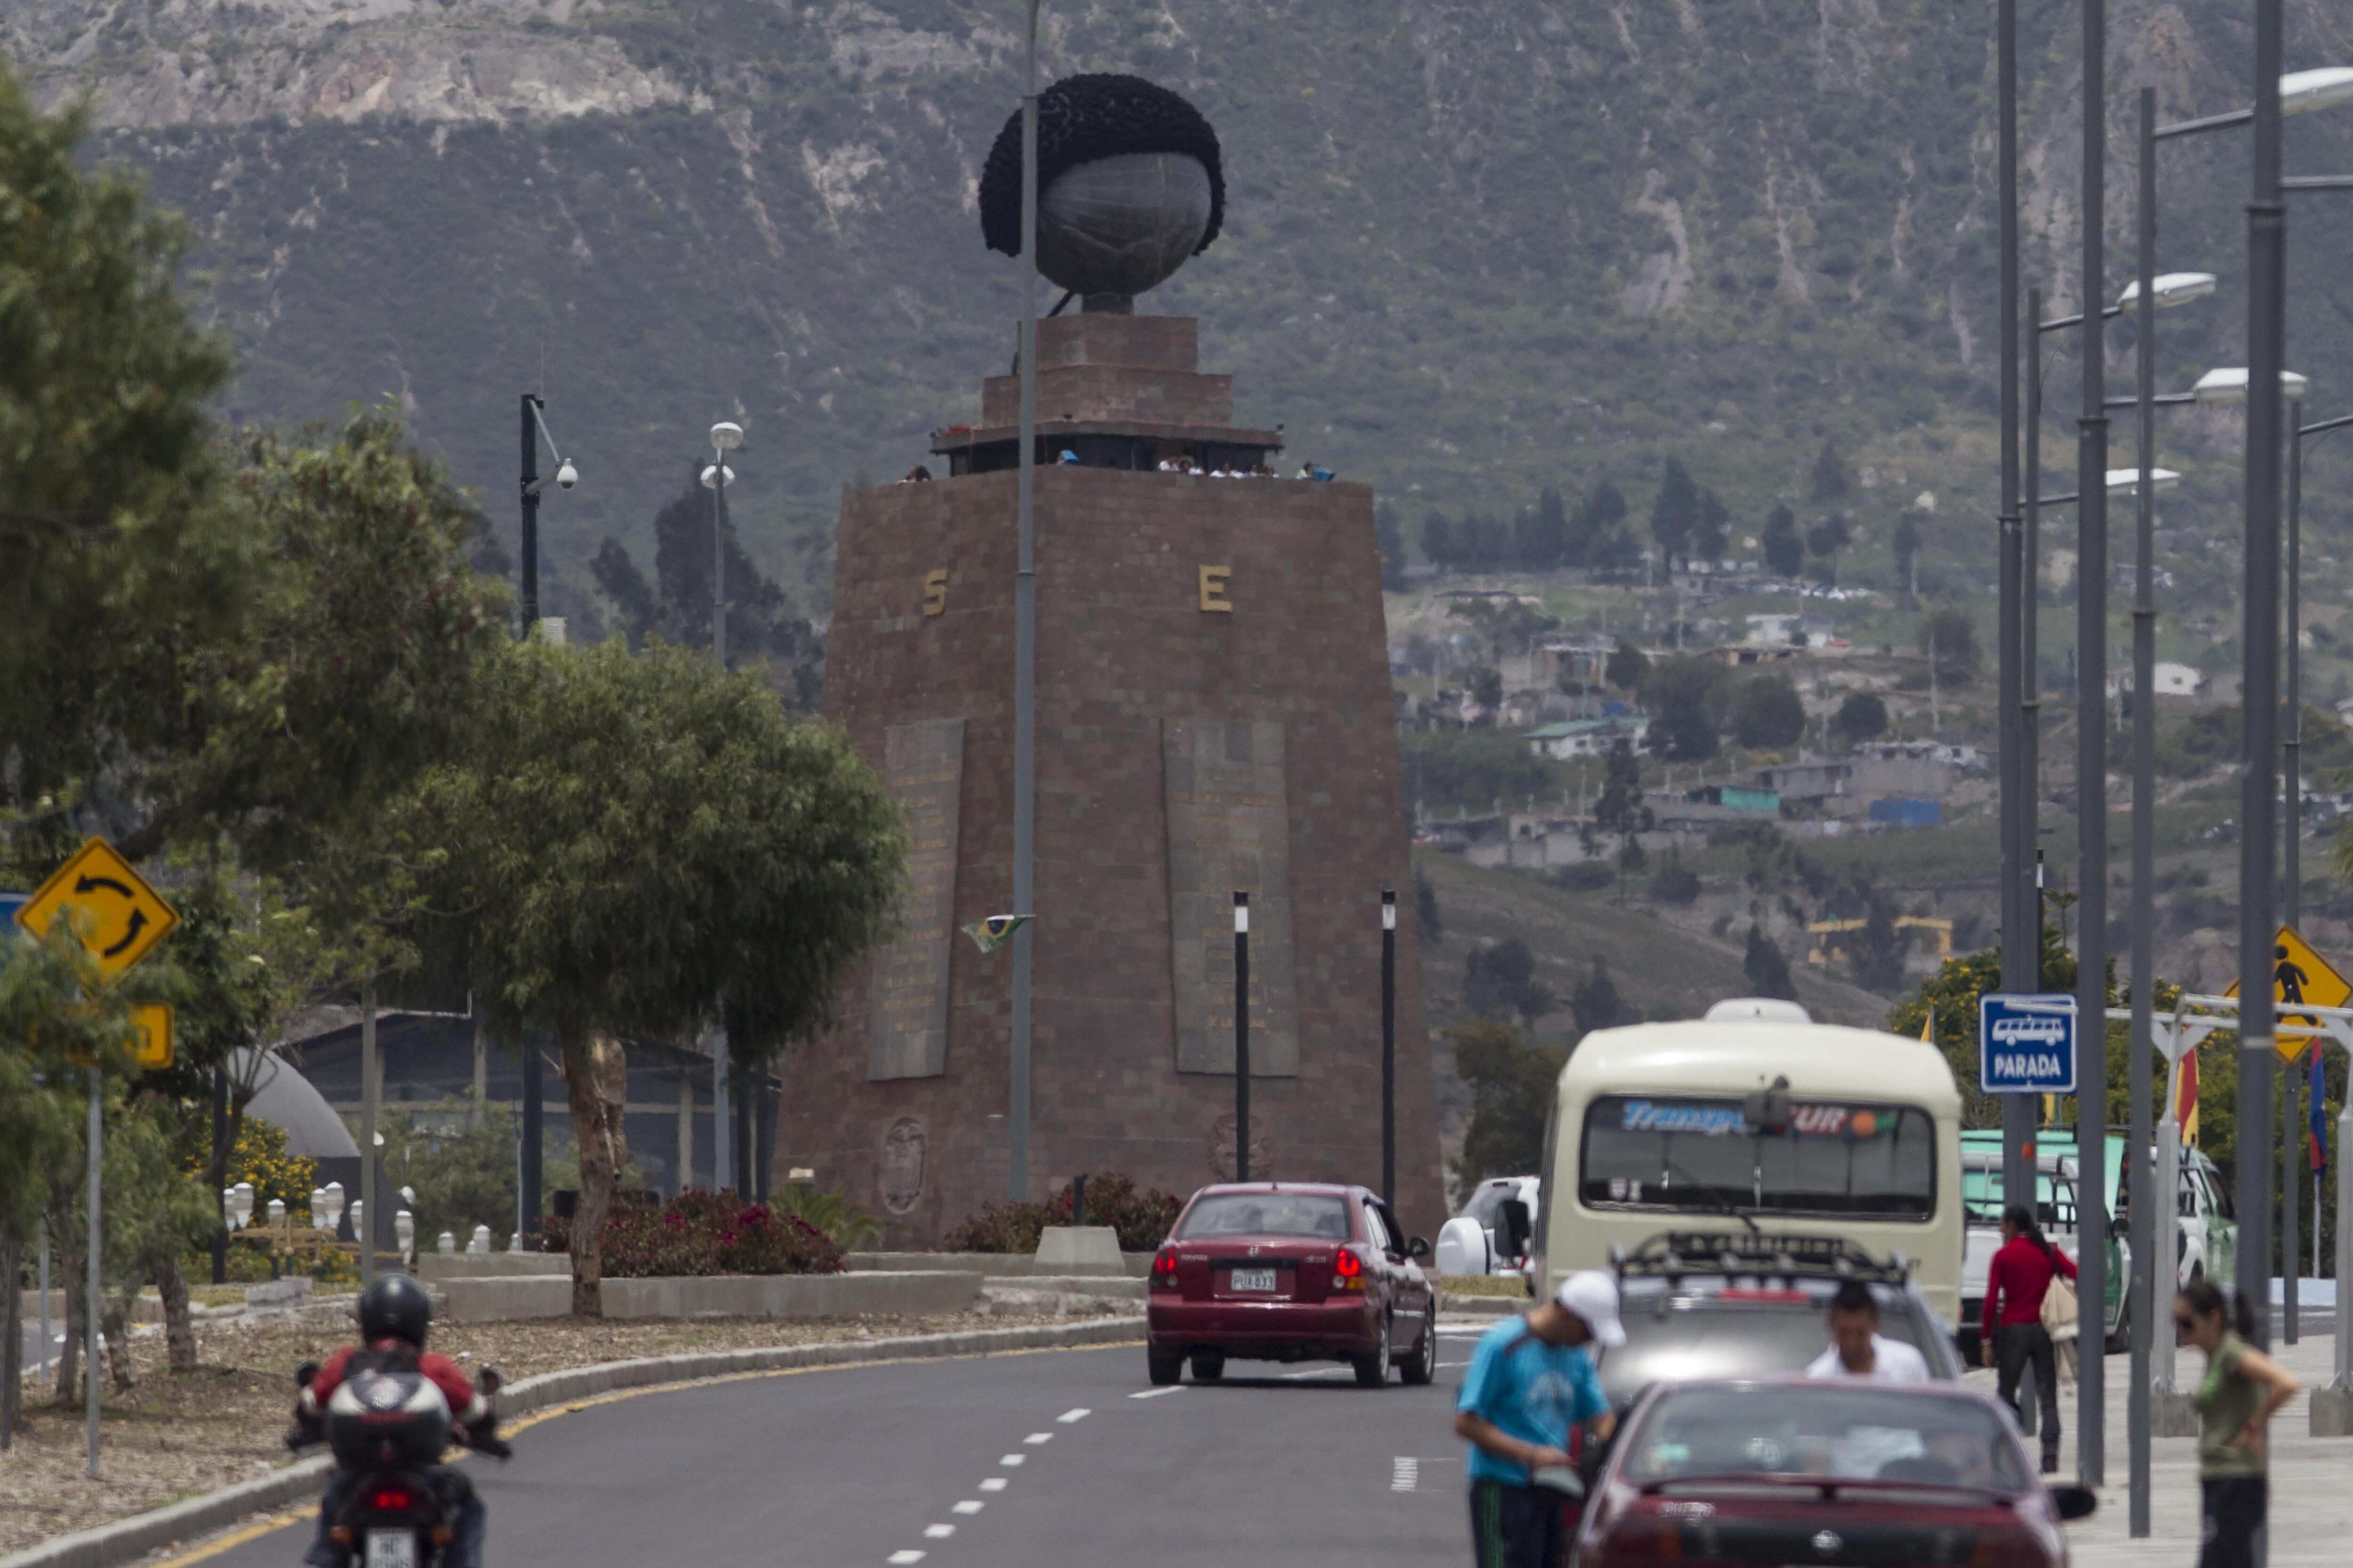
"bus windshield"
1580,1096,1937,1220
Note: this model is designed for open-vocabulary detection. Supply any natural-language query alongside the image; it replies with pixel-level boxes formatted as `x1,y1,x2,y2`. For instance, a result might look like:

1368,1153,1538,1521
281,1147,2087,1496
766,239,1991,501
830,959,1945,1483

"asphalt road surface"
177,1324,1499,1568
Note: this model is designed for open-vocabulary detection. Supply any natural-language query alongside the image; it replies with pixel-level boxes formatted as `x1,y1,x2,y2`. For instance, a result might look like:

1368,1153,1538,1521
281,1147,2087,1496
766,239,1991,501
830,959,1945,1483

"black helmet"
358,1273,432,1347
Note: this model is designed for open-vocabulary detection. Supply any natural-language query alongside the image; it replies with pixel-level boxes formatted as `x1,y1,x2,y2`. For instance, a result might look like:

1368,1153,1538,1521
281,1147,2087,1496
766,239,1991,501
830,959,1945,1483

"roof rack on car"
1609,1231,1915,1285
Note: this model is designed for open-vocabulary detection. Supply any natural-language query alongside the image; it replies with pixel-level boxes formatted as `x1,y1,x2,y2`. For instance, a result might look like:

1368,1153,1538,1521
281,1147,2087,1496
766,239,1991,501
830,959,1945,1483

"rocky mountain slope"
11,1,2353,626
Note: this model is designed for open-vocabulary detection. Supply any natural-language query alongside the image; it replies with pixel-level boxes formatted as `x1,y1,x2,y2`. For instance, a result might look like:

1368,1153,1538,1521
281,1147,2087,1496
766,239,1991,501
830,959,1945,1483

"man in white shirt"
1805,1279,1932,1382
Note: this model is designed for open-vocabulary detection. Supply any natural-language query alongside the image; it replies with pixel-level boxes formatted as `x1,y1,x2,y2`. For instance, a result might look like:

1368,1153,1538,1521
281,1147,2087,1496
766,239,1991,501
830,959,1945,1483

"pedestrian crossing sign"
2224,924,2352,1062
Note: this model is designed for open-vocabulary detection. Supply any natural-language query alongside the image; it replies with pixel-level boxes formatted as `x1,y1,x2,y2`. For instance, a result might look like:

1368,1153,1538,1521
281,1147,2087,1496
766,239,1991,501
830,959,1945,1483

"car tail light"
1334,1248,1364,1289
368,1486,418,1513
1968,1529,2056,1568
1151,1250,1179,1288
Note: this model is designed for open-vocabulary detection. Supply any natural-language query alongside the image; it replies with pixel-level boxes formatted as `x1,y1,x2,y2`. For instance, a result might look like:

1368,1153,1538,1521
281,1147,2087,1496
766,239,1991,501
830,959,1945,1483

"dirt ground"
1,1311,1082,1555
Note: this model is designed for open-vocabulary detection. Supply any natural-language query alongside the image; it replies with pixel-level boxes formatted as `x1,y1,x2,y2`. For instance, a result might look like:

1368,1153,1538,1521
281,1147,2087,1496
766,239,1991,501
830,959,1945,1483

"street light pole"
2127,86,2159,1537
2238,0,2287,1352
2010,284,2044,1247
1009,0,1040,1204
1997,0,2030,1036
704,420,744,1192
2073,0,2110,1481
1381,888,1397,1208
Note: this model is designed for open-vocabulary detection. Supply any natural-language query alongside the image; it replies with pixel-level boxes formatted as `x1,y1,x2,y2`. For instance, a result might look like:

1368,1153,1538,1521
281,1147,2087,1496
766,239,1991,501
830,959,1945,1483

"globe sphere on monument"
979,73,1226,313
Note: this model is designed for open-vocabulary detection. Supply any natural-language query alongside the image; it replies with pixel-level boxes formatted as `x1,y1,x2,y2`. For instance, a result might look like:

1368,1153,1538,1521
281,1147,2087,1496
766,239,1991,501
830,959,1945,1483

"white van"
1534,1000,1967,1327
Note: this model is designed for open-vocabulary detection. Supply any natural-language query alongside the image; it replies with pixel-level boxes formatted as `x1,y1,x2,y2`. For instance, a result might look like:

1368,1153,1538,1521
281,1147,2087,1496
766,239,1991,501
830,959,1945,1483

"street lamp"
230,1182,255,1230
1009,0,1044,1205
703,418,744,1195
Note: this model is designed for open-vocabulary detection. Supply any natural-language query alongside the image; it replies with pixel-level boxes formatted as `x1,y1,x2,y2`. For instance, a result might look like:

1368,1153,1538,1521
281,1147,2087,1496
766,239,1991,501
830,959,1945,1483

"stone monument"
776,76,1443,1241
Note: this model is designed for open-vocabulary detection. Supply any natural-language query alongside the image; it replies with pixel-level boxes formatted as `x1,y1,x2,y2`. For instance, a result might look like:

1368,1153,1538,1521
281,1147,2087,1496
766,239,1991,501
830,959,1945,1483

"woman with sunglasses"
2174,1278,2299,1568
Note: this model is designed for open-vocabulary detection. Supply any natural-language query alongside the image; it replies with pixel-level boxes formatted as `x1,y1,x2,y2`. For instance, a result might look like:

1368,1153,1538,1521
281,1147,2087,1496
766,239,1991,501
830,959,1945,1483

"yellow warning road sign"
131,1004,173,1070
2224,924,2351,1062
16,837,179,982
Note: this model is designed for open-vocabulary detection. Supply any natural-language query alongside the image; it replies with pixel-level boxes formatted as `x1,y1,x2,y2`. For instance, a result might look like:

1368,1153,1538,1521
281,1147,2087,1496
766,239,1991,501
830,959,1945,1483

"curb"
2,1316,1146,1568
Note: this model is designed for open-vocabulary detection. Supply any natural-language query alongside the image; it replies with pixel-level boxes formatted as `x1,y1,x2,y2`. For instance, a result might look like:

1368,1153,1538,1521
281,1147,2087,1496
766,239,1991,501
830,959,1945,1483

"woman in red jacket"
1981,1203,2077,1472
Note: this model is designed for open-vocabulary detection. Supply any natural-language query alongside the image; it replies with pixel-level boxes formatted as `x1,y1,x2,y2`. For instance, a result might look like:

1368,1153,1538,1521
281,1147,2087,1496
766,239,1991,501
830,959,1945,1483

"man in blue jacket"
1452,1270,1623,1568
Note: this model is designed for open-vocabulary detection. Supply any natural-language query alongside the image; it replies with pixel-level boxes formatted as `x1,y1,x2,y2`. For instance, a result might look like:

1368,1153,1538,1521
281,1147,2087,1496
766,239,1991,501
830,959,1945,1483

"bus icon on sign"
1978,993,2078,1095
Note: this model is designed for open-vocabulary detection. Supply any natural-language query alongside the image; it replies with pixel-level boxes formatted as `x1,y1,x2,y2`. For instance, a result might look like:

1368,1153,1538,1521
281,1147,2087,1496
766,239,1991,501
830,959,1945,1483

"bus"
1534,1000,1968,1327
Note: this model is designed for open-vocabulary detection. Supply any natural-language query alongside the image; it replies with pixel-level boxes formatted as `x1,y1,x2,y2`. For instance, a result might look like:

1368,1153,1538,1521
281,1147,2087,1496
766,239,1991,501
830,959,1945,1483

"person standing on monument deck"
1452,1271,1621,1568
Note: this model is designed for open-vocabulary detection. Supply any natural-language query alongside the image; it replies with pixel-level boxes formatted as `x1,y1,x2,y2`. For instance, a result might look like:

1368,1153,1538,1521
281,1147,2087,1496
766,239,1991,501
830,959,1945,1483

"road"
173,1325,1497,1568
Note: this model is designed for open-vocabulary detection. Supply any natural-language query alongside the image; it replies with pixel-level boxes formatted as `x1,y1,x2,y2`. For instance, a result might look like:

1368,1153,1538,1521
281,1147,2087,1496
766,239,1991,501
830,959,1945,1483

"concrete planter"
439,1269,983,1323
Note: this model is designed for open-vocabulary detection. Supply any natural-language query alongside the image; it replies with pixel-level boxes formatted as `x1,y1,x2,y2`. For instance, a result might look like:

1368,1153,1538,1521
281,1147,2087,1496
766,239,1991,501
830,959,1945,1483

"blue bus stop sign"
1978,992,2078,1094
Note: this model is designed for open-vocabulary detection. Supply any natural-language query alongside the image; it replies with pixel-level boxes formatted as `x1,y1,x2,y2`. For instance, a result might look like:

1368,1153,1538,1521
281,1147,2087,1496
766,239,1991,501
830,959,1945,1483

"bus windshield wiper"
1659,1158,1762,1234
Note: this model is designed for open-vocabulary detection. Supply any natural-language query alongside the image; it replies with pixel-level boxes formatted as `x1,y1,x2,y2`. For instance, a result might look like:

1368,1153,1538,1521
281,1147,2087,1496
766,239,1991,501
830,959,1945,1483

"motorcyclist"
292,1273,505,1568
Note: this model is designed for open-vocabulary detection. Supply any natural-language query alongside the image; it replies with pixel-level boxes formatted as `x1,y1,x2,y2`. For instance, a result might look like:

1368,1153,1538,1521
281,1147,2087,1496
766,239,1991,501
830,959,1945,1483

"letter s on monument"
922,568,949,616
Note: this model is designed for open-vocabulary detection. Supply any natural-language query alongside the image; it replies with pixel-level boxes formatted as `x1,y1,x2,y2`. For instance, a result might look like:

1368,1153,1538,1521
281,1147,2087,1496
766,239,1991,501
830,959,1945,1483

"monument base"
2310,1384,2353,1436
2153,1384,2199,1437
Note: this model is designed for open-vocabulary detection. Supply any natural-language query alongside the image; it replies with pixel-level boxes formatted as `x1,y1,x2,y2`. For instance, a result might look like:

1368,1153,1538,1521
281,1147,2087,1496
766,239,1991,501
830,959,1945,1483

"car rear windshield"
1581,1096,1936,1219
1623,1384,2029,1492
1599,1293,1942,1406
1176,1193,1352,1240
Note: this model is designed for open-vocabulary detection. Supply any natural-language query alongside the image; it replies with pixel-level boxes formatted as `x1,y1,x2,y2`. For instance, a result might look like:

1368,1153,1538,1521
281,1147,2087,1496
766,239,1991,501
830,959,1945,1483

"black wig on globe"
979,73,1225,308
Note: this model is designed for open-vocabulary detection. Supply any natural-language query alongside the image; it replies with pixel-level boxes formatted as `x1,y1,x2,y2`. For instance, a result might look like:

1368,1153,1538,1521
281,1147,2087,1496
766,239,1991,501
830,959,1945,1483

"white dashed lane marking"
999,1453,1026,1466
1057,1407,1090,1423
1024,1431,1054,1444
952,1501,984,1515
887,1553,924,1565
1392,1457,1419,1493
922,1524,955,1539
1129,1386,1184,1399
979,1478,1008,1492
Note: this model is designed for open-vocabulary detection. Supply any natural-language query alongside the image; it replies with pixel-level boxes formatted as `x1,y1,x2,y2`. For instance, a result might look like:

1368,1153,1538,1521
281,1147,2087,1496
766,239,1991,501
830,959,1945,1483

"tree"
1809,438,1849,504
1569,480,1630,569
1805,512,1851,563
414,640,905,1314
1525,488,1570,570
594,463,825,709
1692,488,1732,564
1604,640,1649,692
1744,925,1797,1000
1834,692,1890,744
1892,511,1923,595
1467,667,1504,712
1730,674,1807,749
1920,606,1981,686
1570,958,1632,1037
1650,458,1700,569
1421,511,1456,572
1593,739,1646,837
1464,939,1555,1026
1449,1020,1567,1197
1761,504,1805,577
1643,655,1728,760
1415,872,1442,944
1375,502,1409,591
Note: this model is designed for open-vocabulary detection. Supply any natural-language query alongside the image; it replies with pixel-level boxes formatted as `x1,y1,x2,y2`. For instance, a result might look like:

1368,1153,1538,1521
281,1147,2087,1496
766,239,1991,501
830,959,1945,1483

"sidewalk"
1985,1336,2345,1566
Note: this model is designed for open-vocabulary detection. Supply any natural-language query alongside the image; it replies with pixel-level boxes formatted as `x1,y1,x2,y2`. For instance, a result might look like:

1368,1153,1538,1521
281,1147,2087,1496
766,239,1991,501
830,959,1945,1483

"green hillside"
16,0,2353,630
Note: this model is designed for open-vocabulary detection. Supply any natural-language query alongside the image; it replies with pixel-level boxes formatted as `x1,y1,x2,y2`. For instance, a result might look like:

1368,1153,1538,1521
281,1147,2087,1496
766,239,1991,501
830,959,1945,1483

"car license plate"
365,1531,417,1568
1229,1267,1278,1292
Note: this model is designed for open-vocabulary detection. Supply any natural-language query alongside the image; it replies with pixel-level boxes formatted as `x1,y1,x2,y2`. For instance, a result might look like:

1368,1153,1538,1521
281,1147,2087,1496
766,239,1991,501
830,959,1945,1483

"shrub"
942,1169,1182,1253
544,1187,845,1276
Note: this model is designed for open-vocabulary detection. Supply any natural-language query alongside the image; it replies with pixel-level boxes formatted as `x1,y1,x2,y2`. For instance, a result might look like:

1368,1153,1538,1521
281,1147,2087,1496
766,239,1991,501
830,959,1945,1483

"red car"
1571,1377,2096,1567
1145,1182,1437,1387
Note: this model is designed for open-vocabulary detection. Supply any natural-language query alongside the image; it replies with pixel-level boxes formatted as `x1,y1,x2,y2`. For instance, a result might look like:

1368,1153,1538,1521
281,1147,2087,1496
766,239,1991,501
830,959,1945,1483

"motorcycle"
288,1361,510,1568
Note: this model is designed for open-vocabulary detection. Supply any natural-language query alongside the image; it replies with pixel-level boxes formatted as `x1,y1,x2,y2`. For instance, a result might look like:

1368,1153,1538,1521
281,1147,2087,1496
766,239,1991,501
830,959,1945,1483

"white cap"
1556,1270,1626,1348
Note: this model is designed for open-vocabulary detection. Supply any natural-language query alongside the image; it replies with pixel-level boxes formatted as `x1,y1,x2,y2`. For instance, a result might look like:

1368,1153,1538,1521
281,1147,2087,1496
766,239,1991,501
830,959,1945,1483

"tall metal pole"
517,397,543,1242
1008,0,1040,1204
84,1066,101,1478
2287,428,2304,930
1381,888,1397,1208
519,394,541,630
2009,289,2043,1249
712,443,728,670
712,1035,731,1193
360,984,377,1290
1998,0,2028,1015
2127,88,2159,1536
2237,0,2287,1354
1234,891,1251,1184
2073,0,2111,1480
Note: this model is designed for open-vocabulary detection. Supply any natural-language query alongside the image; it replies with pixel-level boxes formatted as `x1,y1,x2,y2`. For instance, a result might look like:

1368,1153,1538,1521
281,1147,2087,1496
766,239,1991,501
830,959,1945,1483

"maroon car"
1145,1182,1436,1388
1571,1377,2096,1567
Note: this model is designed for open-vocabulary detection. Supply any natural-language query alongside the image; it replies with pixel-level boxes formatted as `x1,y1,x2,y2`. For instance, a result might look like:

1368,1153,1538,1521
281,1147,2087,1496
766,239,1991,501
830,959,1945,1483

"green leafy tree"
1744,925,1797,1000
1570,958,1633,1037
1809,439,1850,505
1415,873,1442,945
1421,511,1456,571
1643,656,1729,760
1731,674,1807,749
1692,488,1732,564
1650,458,1700,569
1761,504,1806,577
1919,606,1981,686
1834,692,1890,744
415,640,905,1314
1449,1020,1567,1200
1468,666,1505,712
1464,939,1554,1026
1605,640,1649,692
